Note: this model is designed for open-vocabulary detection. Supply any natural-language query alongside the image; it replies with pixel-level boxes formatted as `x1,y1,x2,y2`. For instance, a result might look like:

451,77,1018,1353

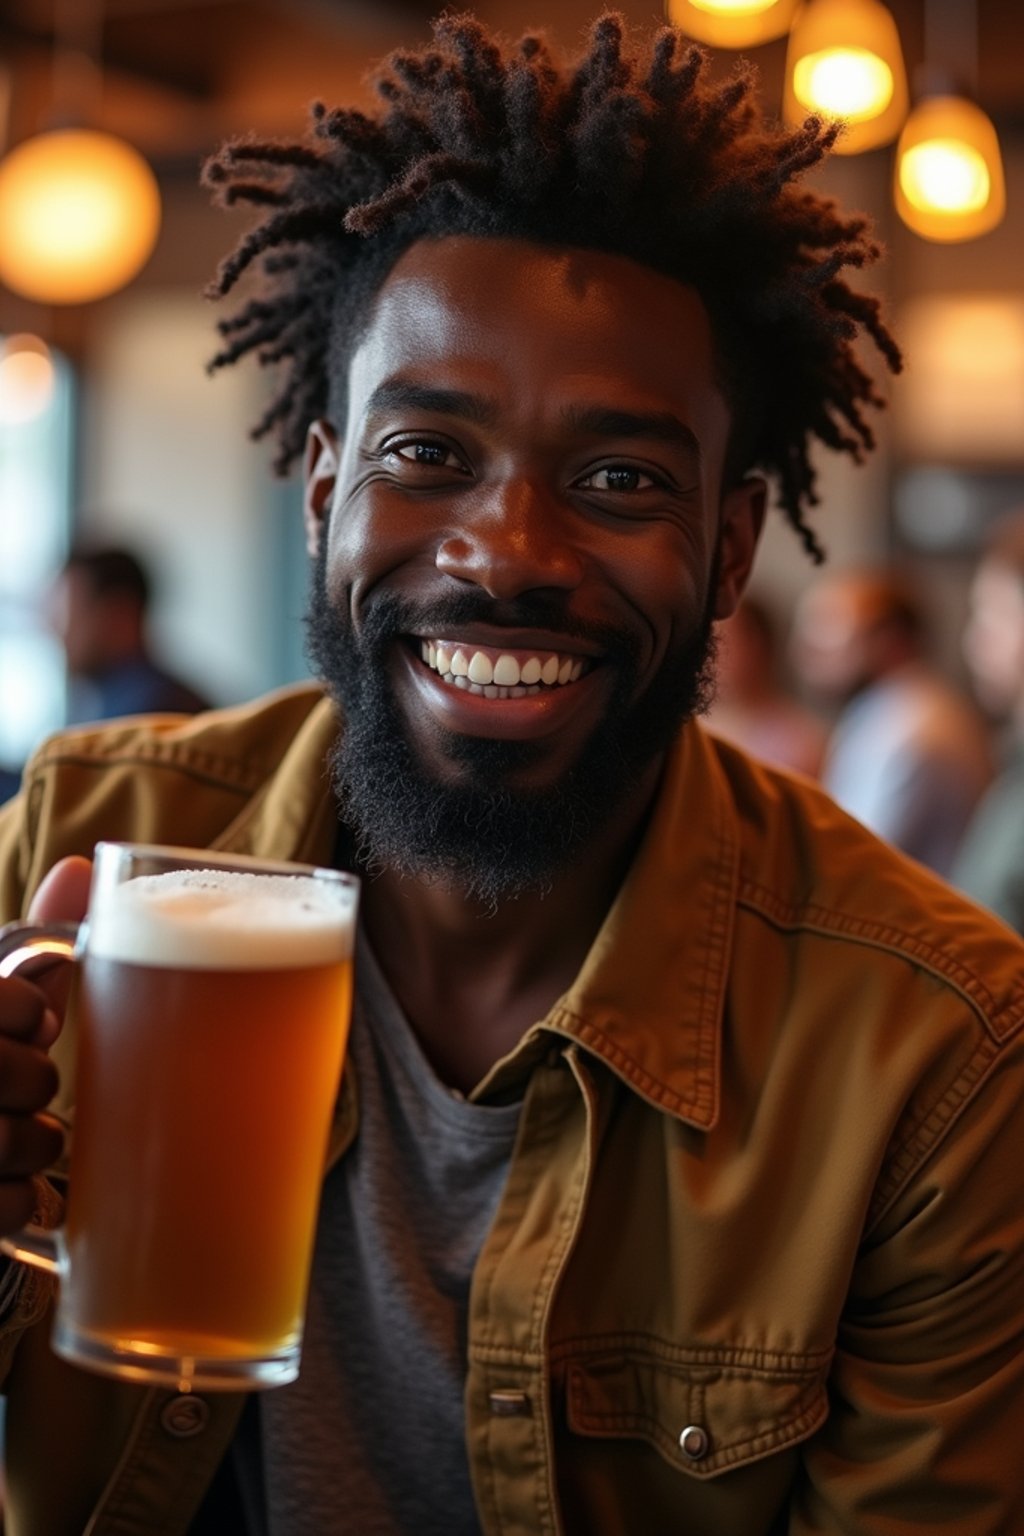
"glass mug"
0,842,359,1392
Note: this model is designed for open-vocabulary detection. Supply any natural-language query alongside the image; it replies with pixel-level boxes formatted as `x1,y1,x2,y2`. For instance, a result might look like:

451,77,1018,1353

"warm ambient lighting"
784,0,908,153
0,128,161,304
666,0,798,49
895,95,1005,241
0,335,56,424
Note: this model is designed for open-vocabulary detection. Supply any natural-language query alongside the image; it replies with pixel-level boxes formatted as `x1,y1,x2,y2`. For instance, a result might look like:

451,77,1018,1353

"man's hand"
0,858,91,1234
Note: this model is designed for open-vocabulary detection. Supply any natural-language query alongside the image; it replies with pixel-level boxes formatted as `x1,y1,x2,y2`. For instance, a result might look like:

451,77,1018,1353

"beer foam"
87,869,356,970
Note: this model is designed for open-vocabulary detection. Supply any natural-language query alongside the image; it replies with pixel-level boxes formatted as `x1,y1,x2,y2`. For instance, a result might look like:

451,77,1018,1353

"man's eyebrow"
363,382,498,425
563,406,703,463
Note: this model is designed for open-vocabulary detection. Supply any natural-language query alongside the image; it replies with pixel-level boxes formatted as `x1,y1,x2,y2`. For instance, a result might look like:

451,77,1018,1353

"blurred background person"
706,596,827,777
952,511,1024,931
791,568,992,875
49,545,211,725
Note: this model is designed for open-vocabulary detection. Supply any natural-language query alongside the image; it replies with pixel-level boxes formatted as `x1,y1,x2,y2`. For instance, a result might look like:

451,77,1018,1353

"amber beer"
56,854,357,1390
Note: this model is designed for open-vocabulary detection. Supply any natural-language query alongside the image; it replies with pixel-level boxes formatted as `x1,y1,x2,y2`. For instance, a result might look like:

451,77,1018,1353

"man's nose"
435,480,584,599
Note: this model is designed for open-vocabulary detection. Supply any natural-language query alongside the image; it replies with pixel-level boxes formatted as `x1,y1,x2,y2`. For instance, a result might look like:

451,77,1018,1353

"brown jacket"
1,684,1022,1535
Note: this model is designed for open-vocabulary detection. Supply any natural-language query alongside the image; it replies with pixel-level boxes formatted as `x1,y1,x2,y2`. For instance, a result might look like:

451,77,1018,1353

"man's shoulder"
27,681,330,787
0,685,338,921
707,729,1024,1044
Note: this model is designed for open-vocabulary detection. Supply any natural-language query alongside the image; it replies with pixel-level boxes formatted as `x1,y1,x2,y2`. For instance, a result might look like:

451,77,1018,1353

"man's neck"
358,757,664,1094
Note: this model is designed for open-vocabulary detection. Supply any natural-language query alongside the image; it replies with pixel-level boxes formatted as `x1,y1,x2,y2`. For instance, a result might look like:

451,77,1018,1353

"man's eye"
577,466,656,493
391,441,465,470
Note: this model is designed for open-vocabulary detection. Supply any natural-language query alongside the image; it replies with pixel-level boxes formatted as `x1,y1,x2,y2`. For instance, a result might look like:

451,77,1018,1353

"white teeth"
467,651,494,685
420,639,589,695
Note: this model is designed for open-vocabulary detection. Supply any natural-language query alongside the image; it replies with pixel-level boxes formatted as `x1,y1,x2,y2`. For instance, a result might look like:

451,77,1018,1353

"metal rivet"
679,1423,709,1460
160,1395,210,1438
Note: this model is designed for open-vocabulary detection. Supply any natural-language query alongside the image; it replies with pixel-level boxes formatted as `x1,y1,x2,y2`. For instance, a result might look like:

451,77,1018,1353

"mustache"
355,588,640,663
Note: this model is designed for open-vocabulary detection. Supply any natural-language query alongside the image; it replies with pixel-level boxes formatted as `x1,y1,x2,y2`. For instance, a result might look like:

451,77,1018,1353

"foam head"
86,868,357,969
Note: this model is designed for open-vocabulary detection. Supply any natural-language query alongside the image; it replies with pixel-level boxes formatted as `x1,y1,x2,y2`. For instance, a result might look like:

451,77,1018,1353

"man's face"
305,236,763,900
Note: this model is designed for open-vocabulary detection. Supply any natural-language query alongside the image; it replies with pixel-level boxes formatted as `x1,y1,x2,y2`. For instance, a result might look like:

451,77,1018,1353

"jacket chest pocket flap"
566,1349,829,1479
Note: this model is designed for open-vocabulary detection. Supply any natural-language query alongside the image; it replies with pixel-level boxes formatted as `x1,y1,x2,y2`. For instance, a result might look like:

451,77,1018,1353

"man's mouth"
417,638,591,699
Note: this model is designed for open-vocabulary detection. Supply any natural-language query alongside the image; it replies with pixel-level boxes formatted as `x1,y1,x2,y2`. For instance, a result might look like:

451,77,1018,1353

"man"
50,545,210,723
790,568,991,874
952,510,1024,931
0,14,1021,1535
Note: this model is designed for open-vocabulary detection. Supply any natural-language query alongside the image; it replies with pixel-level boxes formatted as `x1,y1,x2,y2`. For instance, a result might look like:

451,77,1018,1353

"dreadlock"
203,10,901,562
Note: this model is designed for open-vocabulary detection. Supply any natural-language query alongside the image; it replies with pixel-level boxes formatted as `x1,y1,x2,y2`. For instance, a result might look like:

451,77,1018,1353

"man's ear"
303,419,340,559
714,476,767,620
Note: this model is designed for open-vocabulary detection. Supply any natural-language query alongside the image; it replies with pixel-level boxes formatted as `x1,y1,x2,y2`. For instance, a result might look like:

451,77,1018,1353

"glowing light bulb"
793,47,894,122
784,0,908,152
689,0,781,15
666,0,798,49
0,129,161,304
899,140,990,214
894,95,1005,241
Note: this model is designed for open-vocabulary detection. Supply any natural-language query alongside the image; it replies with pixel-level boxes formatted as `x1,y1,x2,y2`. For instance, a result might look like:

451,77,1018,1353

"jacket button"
160,1395,211,1438
679,1423,709,1460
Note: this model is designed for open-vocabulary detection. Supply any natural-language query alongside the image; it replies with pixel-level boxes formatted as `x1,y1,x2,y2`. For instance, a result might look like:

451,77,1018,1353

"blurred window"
0,342,73,769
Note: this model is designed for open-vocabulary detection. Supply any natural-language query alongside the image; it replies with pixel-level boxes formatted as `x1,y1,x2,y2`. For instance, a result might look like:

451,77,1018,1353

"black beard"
306,549,718,906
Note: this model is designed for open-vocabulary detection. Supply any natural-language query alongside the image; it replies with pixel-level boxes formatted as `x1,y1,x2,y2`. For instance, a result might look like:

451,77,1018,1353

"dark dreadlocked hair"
203,10,902,561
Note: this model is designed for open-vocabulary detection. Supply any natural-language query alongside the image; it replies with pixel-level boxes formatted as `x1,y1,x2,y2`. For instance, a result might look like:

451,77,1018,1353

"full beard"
307,549,718,906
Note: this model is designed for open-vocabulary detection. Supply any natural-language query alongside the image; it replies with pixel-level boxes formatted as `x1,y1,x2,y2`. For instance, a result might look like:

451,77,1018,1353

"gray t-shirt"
237,929,522,1535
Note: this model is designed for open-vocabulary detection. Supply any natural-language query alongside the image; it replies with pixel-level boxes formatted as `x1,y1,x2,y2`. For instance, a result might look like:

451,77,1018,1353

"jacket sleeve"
791,1029,1024,1534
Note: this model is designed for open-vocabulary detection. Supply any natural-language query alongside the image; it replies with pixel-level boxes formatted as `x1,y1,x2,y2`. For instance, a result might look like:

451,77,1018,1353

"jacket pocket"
565,1344,829,1479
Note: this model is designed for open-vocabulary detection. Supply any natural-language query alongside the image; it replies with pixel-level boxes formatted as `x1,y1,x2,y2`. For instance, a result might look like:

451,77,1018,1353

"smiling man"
0,13,1023,1536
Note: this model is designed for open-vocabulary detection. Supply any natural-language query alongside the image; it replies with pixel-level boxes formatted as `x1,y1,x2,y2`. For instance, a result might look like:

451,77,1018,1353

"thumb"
27,856,93,925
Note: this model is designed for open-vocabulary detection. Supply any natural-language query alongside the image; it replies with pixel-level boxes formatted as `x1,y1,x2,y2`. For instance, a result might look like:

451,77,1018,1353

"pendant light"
784,0,908,153
894,2,1004,242
0,0,160,304
666,0,799,50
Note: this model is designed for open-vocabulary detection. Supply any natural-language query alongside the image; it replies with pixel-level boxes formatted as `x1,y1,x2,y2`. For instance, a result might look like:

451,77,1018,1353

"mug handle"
0,921,80,1274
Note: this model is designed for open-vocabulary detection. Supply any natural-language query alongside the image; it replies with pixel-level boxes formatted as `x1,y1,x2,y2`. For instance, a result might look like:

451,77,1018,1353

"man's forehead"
342,234,726,430
373,233,711,322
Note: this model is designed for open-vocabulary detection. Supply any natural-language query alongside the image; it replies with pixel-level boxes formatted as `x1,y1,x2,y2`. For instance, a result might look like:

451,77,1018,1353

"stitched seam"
691,809,731,1123
529,1073,590,1536
32,748,266,797
569,1393,826,1470
549,1333,833,1374
738,879,1024,1042
547,1015,700,1121
867,1033,1001,1226
85,1391,162,1529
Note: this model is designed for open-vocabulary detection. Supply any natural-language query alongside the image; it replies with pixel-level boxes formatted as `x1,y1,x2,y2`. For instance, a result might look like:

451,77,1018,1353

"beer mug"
0,842,359,1392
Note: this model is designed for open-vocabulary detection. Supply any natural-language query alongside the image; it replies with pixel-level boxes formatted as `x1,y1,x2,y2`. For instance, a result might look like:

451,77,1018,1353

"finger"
0,1113,65,1177
0,1039,59,1113
0,976,59,1046
27,857,93,925
20,856,93,1026
0,1178,42,1236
